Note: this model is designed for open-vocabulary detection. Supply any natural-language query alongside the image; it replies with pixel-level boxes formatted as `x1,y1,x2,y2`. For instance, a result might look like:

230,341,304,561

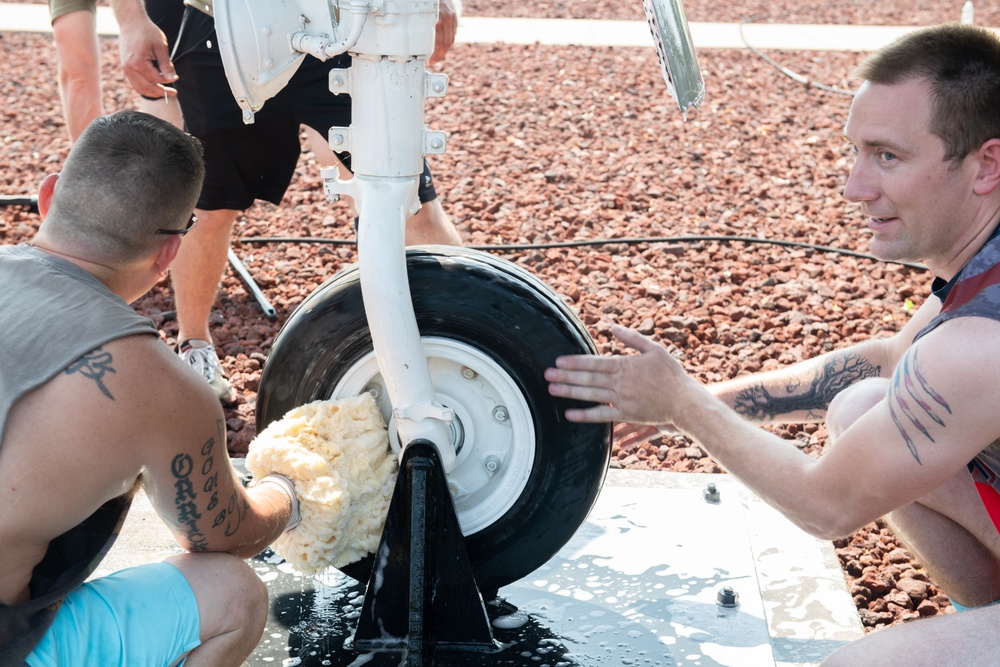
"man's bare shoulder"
37,333,216,418
0,332,222,600
899,316,1000,453
913,314,1000,364
4,331,218,466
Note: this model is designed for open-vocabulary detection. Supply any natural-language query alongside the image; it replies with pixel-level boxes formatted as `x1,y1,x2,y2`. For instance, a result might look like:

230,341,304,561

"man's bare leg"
885,470,1000,607
821,604,1000,666
826,377,888,441
166,553,268,667
166,207,239,400
405,197,462,246
301,125,462,246
170,208,238,344
827,377,1000,606
301,125,358,217
820,378,1000,664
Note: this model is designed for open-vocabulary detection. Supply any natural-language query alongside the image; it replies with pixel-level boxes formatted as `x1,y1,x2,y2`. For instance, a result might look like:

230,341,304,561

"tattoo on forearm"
888,348,951,464
200,434,221,514
216,492,250,537
65,347,115,400
733,353,882,421
202,420,248,537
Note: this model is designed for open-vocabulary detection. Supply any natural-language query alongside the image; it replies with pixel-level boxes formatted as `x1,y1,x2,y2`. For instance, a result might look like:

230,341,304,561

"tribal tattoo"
733,352,882,421
65,347,115,400
888,347,951,464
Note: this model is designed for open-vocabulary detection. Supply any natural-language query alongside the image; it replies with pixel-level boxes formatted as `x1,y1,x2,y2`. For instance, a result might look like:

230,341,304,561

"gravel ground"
2,0,987,642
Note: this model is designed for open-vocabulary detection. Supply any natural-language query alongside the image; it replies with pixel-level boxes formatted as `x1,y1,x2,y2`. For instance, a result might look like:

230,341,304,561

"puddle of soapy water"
250,550,689,666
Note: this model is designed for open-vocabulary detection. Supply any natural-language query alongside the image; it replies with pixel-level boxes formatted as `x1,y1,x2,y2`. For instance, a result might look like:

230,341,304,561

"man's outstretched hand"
546,325,690,430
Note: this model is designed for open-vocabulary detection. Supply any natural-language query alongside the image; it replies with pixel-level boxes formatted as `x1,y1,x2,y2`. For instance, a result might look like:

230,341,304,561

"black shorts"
144,0,438,211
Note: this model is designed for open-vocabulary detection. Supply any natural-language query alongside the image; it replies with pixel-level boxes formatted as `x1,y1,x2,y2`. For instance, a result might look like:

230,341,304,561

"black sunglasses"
156,213,198,236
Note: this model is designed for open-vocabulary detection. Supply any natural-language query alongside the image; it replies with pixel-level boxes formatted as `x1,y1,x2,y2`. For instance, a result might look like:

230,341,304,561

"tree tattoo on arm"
64,347,115,400
732,352,882,421
888,347,951,465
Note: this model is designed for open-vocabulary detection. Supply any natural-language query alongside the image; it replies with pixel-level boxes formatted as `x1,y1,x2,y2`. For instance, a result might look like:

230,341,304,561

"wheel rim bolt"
363,383,382,399
461,367,477,379
483,455,501,473
492,406,509,422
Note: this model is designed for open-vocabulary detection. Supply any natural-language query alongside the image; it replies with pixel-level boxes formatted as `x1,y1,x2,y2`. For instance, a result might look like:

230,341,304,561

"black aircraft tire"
256,246,611,592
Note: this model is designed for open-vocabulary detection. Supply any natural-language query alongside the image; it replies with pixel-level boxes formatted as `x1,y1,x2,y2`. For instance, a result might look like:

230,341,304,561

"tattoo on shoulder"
733,352,881,421
888,347,952,465
65,347,115,400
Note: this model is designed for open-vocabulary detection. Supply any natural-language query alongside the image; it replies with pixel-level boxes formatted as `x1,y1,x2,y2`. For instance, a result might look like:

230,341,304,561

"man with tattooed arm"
0,111,300,666
546,24,1000,664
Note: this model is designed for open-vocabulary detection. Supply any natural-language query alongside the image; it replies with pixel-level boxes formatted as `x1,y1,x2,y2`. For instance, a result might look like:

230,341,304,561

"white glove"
254,473,301,532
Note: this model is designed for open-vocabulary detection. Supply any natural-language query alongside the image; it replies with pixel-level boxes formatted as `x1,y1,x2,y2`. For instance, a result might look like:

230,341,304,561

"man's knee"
166,552,268,635
827,377,889,440
409,197,445,224
193,208,241,229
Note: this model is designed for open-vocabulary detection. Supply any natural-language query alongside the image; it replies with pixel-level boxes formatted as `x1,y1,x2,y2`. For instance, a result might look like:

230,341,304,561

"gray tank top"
0,244,158,664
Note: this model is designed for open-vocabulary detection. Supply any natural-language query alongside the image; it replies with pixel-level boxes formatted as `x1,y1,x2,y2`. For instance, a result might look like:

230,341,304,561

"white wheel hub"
331,337,535,535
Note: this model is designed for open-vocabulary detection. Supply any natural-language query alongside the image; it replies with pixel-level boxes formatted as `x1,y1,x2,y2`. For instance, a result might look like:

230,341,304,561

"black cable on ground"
739,9,857,97
237,234,928,271
0,195,38,213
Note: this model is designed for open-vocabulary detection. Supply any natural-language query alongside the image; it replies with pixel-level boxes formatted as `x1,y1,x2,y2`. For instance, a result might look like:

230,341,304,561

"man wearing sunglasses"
0,111,300,667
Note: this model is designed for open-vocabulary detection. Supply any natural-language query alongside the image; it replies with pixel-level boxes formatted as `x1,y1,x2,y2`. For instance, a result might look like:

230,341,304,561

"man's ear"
153,234,182,277
37,173,58,219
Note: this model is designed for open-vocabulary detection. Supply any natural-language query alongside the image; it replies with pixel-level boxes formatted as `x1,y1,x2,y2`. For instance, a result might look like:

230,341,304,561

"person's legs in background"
49,1,225,399
137,95,184,130
301,125,463,246
51,0,184,141
168,206,240,403
156,25,460,404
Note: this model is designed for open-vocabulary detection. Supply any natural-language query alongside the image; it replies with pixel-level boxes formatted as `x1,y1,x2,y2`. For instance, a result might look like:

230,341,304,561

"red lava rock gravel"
2,0,983,639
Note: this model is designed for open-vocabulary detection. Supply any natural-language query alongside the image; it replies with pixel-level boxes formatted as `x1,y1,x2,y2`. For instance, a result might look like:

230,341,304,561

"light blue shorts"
950,597,1000,613
25,561,202,667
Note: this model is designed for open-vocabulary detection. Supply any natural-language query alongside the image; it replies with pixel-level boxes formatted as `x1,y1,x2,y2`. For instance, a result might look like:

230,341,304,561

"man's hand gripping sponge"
246,393,398,574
